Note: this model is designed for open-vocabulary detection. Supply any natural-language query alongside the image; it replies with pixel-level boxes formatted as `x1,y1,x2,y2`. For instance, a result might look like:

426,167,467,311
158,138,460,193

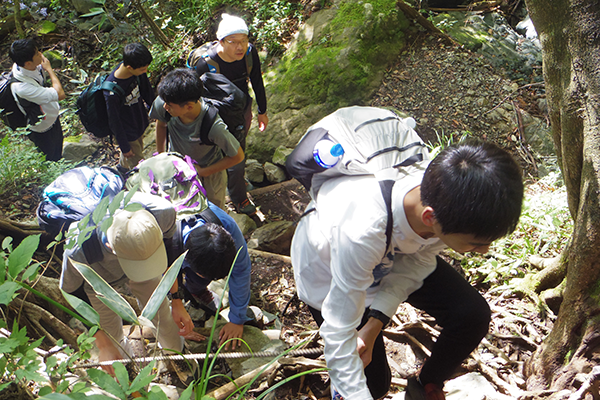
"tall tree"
523,0,600,393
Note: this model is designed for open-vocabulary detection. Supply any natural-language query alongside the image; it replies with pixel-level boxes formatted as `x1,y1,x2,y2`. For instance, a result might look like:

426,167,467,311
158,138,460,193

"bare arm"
156,120,168,153
195,146,244,177
40,55,65,100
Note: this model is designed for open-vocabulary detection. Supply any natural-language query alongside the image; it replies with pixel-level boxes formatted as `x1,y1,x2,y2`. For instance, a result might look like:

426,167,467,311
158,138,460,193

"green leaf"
141,251,187,321
113,362,130,389
22,262,42,282
123,186,138,206
38,386,53,397
7,234,40,278
123,202,144,212
108,191,126,216
2,236,12,250
76,225,96,248
92,196,111,225
128,361,156,393
38,20,56,35
77,214,91,231
80,8,105,18
0,281,21,306
99,216,114,235
87,368,126,400
70,260,139,324
91,0,106,4
37,393,73,400
176,384,194,400
61,289,100,325
147,385,169,400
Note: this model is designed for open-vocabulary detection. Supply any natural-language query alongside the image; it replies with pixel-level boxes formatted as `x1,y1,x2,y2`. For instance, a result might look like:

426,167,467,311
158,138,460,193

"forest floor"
1,29,558,399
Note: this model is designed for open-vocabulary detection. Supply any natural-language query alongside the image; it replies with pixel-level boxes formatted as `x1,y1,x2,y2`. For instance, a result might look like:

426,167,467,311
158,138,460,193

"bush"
0,131,73,197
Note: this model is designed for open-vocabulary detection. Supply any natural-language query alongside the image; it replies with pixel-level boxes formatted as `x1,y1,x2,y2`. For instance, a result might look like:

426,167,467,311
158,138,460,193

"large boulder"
246,0,411,161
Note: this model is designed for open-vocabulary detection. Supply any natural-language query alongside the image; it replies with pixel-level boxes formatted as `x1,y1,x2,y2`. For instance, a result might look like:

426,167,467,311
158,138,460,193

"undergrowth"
0,130,73,197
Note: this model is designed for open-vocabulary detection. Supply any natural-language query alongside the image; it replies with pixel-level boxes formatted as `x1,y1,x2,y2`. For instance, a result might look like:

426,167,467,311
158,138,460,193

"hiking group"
9,11,524,400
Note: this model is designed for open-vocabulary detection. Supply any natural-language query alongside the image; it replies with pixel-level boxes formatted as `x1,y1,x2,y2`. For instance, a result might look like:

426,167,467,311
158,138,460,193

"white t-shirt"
11,63,60,133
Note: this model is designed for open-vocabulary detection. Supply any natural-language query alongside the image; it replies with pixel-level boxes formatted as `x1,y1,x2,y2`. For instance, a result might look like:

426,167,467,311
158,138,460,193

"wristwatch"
368,309,390,327
167,286,185,301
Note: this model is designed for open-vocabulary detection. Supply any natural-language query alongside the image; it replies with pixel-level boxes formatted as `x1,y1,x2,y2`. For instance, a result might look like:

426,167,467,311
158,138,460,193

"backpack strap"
199,104,219,146
244,45,253,77
81,229,105,265
378,179,395,255
100,79,126,99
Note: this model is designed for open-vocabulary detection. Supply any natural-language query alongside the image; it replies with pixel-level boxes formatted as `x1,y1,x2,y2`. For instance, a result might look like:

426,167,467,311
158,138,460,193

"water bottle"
313,139,344,169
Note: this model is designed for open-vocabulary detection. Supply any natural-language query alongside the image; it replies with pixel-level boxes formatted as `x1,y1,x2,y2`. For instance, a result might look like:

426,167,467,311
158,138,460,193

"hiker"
104,43,156,171
191,13,268,215
289,140,524,399
60,192,203,379
150,68,244,210
8,38,65,161
175,200,252,349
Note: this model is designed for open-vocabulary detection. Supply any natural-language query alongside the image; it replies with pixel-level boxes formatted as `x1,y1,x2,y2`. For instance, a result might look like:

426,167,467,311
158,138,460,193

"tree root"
10,297,78,348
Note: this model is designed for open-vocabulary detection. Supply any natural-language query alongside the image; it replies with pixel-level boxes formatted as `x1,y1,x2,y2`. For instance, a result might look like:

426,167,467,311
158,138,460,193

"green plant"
0,133,74,197
426,130,470,159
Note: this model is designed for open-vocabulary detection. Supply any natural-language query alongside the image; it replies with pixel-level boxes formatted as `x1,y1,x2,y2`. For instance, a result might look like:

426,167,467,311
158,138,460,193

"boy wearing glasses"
192,13,268,215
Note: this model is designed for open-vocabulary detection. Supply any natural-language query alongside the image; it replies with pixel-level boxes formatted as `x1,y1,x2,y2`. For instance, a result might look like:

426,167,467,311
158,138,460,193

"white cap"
216,14,249,40
107,209,167,282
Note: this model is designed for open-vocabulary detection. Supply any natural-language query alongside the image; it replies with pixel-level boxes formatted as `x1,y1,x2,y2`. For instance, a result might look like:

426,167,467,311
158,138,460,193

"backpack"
76,73,125,138
0,72,44,131
201,72,248,143
36,166,125,264
125,152,222,266
187,41,253,81
164,102,220,147
286,106,429,252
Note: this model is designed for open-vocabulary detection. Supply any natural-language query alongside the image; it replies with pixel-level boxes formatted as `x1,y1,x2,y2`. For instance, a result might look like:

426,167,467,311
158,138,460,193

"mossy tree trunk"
523,0,600,394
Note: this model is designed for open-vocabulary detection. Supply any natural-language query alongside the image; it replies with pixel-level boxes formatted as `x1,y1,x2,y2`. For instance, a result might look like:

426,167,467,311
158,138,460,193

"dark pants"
308,256,491,396
28,117,63,162
309,305,392,399
226,101,252,205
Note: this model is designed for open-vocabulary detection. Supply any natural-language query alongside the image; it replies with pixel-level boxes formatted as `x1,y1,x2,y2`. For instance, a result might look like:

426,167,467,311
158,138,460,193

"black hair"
420,140,524,241
9,39,38,67
157,68,203,106
184,223,236,281
123,43,153,69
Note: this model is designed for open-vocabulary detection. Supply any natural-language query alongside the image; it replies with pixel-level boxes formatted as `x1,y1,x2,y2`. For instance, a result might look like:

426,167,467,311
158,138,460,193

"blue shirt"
181,202,251,325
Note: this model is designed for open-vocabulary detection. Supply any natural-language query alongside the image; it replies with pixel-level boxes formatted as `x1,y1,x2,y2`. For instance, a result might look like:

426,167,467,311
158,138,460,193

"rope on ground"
75,346,324,369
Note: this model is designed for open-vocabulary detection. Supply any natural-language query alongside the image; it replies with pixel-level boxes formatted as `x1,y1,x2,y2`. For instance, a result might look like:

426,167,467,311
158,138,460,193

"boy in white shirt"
9,39,65,161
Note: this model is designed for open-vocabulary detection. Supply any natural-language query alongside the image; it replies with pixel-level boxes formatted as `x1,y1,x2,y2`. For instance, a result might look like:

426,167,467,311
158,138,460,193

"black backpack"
201,72,248,144
76,73,125,138
187,41,253,82
0,71,44,131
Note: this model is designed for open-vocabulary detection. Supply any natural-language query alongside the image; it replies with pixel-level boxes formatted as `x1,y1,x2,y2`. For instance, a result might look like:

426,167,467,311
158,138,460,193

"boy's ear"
421,206,437,227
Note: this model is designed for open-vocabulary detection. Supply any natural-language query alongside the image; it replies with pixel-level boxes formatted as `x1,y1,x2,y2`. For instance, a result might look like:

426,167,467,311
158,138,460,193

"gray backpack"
286,106,429,252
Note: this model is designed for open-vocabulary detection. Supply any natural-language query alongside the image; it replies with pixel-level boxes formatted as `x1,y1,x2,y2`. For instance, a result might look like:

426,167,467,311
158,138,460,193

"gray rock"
245,159,265,183
228,211,257,235
272,145,294,166
248,221,296,255
62,134,100,163
264,162,287,184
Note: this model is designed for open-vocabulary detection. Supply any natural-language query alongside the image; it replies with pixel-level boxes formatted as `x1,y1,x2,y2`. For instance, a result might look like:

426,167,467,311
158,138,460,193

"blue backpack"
36,166,124,237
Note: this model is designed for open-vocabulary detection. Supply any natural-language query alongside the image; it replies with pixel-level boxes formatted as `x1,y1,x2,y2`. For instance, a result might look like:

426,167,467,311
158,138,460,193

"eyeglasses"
224,38,249,47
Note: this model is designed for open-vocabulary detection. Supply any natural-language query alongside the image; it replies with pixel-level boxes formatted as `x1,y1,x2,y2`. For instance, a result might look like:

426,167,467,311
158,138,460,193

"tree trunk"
523,0,600,394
